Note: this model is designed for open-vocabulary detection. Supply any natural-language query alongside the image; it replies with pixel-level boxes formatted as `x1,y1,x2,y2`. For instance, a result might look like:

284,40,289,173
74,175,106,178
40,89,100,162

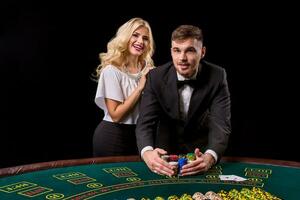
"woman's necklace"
123,63,143,81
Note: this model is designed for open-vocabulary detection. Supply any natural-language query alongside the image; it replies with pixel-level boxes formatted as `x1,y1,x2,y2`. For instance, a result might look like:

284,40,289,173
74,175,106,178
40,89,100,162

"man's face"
171,38,205,78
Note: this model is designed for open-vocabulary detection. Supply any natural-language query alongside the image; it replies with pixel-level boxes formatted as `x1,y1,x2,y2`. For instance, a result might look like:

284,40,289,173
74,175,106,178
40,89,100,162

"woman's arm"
105,66,152,122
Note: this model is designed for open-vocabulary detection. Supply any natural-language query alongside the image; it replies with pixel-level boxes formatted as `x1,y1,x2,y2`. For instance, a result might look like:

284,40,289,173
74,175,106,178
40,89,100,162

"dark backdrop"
1,2,299,168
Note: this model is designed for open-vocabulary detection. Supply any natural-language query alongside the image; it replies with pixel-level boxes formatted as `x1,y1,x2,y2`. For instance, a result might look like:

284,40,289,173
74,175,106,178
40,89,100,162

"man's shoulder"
150,61,173,77
156,61,173,71
202,60,225,73
159,61,173,68
201,60,227,83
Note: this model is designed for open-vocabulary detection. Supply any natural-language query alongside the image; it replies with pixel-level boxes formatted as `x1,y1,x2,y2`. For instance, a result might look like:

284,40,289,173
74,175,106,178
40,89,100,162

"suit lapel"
186,63,209,124
162,66,180,120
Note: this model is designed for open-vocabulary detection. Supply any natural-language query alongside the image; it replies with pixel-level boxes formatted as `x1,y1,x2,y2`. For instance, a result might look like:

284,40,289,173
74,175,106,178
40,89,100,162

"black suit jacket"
136,60,231,161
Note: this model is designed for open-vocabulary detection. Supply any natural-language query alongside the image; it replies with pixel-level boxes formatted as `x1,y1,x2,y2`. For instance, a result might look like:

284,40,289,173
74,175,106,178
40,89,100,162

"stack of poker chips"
193,191,222,200
161,153,196,176
186,153,195,161
161,155,179,175
218,187,282,200
129,187,282,200
147,191,221,200
178,157,187,175
154,193,193,200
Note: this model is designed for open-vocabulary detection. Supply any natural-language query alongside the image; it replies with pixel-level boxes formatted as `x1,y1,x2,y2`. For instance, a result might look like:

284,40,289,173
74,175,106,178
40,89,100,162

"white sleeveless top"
95,64,146,124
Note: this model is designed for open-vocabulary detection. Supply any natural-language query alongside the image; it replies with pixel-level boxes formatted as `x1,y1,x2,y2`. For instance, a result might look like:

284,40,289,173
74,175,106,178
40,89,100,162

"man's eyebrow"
186,46,196,50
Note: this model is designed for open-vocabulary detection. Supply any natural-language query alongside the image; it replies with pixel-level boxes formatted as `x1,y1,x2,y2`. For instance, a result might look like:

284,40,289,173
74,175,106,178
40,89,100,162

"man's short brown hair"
171,25,203,42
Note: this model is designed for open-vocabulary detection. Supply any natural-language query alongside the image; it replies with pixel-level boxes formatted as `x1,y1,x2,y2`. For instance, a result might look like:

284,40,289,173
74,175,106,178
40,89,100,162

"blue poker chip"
178,158,187,171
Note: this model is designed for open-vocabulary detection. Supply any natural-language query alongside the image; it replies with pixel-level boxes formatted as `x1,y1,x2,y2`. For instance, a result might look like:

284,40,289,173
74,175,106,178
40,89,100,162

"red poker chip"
169,155,179,161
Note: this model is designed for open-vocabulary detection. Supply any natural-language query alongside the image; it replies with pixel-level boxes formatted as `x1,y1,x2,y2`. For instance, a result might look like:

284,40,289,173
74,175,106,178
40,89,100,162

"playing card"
219,175,247,181
231,175,247,181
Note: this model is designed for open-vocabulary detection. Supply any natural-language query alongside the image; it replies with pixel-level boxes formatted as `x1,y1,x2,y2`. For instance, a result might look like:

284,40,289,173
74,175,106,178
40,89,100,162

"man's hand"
142,148,174,176
180,148,215,176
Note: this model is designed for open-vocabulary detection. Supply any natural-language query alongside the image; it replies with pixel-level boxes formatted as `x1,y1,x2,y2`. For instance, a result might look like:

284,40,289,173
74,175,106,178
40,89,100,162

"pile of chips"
161,153,196,176
218,187,282,200
127,187,282,200
145,191,222,200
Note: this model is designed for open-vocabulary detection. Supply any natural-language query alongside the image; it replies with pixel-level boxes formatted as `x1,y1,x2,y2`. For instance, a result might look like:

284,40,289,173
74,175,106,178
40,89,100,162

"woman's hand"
137,65,154,91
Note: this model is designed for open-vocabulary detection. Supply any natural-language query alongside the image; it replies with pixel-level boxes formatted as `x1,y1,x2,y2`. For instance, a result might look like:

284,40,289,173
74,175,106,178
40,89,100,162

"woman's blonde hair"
95,17,155,78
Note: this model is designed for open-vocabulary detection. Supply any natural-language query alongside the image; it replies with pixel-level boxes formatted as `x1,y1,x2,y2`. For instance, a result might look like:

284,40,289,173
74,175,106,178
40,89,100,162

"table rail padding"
1,156,299,177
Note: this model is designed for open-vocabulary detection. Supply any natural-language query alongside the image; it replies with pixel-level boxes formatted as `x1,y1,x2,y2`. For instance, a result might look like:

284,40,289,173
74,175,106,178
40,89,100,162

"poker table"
1,156,300,199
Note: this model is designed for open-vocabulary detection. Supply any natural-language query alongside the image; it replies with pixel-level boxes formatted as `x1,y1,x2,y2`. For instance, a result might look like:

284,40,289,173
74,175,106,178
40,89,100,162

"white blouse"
95,64,145,124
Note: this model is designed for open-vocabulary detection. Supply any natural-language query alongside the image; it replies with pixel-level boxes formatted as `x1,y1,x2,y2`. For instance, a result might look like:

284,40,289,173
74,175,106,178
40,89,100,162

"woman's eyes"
132,34,149,41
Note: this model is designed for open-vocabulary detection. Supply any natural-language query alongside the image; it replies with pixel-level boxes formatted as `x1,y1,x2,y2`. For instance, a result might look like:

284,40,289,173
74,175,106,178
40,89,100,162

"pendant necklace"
123,63,143,81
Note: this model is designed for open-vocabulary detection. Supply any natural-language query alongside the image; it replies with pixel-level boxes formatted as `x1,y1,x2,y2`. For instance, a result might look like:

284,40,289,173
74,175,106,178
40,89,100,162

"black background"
1,2,299,168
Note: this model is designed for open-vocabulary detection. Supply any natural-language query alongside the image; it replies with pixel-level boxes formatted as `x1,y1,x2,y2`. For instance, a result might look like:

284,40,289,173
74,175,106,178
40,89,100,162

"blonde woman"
93,18,155,156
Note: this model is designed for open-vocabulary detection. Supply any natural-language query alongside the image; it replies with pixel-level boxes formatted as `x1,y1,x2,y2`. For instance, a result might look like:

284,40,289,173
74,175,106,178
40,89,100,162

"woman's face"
128,26,150,57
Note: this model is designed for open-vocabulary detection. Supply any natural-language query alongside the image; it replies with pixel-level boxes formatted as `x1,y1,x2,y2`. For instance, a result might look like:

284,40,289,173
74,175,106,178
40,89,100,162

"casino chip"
154,197,164,200
167,195,179,200
147,186,282,200
192,192,205,200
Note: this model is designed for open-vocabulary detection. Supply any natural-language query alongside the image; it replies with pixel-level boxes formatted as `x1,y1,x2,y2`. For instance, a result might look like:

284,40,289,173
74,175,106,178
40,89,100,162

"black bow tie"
177,79,197,88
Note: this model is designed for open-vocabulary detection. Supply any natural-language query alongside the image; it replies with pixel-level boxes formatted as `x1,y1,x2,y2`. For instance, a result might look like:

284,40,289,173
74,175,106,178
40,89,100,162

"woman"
93,18,155,156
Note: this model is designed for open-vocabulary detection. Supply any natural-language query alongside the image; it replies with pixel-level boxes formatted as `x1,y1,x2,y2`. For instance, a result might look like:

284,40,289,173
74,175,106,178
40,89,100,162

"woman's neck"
125,56,140,73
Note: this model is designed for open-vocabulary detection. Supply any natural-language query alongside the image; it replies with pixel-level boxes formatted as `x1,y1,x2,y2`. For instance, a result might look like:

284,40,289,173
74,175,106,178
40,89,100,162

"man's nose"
179,52,187,61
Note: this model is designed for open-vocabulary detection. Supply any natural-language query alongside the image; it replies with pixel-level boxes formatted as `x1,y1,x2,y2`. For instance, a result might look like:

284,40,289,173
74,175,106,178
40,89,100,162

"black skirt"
93,120,138,157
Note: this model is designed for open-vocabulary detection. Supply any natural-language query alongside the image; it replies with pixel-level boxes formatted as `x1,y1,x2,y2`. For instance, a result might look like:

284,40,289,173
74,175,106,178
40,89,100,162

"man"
136,25,231,176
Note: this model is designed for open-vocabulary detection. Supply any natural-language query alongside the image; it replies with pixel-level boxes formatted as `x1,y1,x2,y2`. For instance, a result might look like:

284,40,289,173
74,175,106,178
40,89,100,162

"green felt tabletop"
1,161,299,199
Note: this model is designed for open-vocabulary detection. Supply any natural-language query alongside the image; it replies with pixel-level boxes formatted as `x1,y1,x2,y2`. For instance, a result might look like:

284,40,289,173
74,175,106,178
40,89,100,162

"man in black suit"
136,25,231,176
